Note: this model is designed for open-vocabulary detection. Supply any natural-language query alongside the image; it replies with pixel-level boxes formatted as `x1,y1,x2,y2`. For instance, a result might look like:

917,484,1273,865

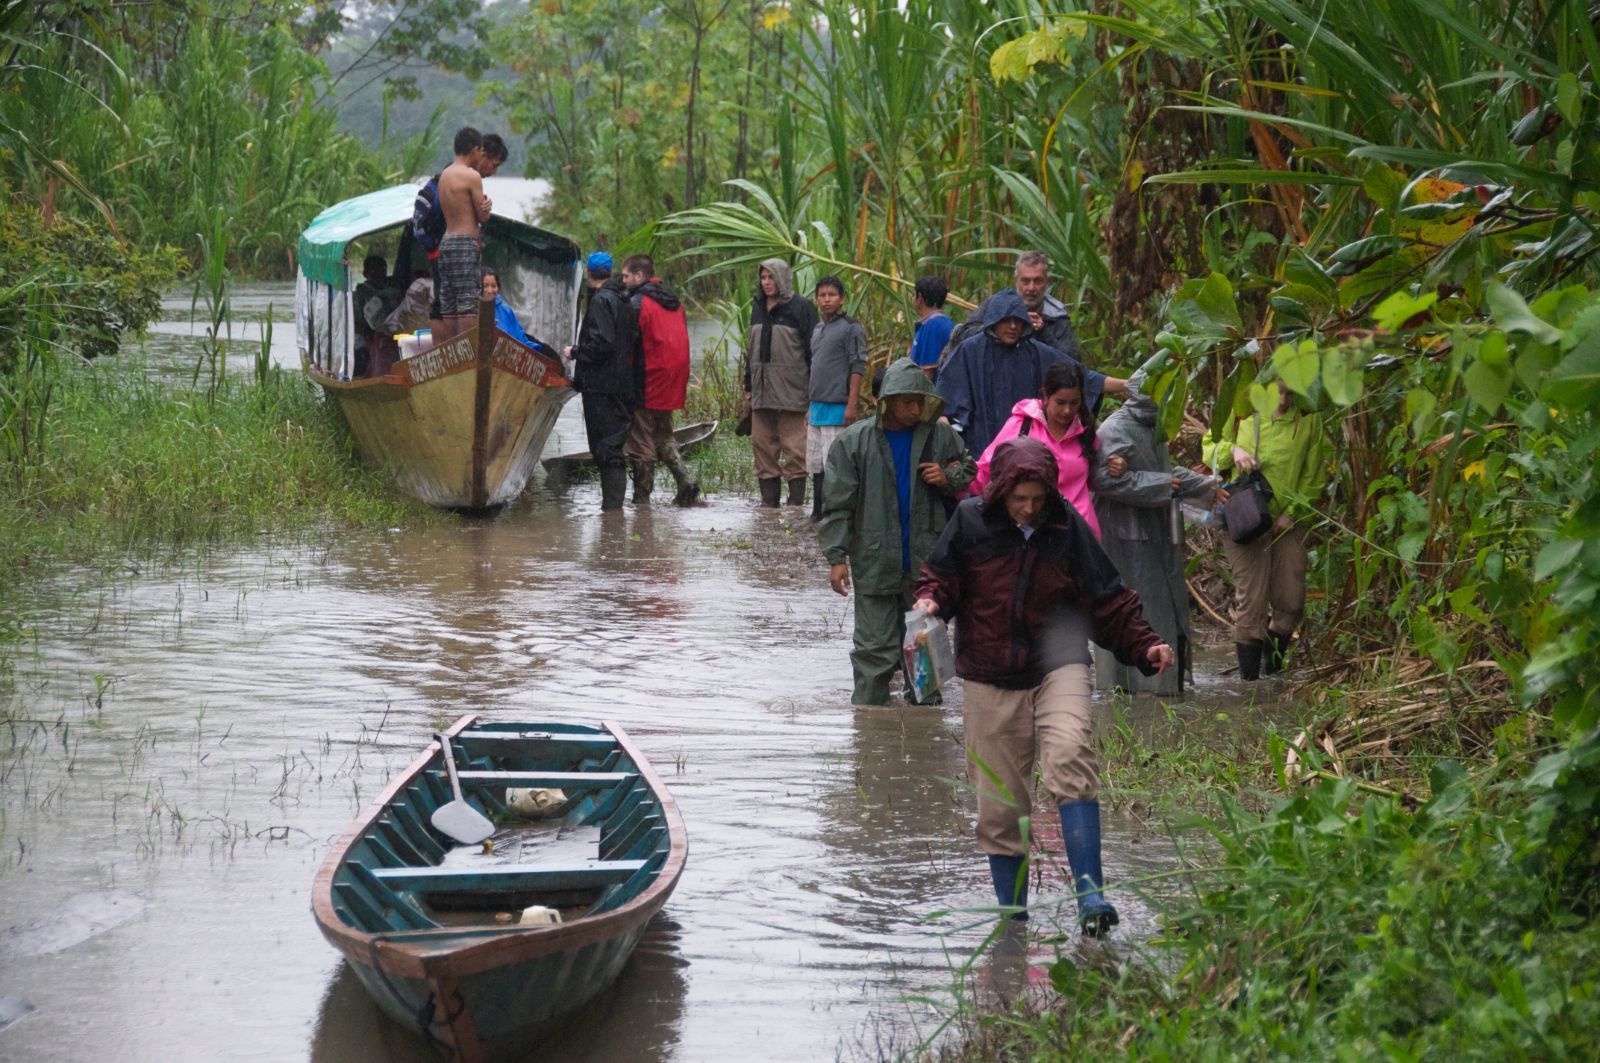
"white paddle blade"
431,800,496,845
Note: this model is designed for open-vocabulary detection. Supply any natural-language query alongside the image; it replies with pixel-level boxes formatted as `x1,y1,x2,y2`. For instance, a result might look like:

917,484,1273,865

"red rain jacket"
632,278,690,412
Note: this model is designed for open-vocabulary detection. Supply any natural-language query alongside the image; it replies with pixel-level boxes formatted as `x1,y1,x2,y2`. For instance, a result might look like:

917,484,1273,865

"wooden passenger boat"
295,182,582,511
310,716,687,1061
540,419,718,478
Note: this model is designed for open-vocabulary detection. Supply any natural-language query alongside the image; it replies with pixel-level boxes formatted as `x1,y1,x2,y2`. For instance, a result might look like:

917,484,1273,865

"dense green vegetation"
3,1,1598,1055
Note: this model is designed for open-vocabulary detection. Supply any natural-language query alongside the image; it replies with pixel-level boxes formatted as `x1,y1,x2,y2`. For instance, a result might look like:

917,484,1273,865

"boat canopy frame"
295,182,583,380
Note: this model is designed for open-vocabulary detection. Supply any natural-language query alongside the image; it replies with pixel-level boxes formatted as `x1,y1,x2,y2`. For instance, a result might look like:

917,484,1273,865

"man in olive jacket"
820,358,975,704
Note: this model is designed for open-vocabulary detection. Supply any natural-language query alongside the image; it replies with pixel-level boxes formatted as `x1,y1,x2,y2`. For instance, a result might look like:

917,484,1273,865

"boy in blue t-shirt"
907,275,954,378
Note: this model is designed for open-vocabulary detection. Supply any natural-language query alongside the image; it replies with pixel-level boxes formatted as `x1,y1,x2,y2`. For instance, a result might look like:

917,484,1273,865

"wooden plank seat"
428,770,636,792
455,732,619,758
372,859,648,893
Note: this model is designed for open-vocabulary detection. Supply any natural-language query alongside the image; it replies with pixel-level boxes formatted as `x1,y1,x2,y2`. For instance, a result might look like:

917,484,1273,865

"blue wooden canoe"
311,717,687,1060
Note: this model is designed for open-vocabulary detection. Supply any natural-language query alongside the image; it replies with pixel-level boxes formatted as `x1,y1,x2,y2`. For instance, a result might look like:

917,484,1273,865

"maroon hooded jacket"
914,437,1162,689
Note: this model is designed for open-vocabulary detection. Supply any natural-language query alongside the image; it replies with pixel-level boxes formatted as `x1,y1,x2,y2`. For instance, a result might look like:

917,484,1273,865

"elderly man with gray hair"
940,251,1085,366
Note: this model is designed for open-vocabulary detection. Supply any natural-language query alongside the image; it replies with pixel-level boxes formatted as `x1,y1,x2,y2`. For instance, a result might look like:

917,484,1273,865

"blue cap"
586,251,613,273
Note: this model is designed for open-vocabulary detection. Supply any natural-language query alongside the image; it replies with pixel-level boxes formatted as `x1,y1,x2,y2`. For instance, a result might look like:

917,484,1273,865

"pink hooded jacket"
972,398,1100,537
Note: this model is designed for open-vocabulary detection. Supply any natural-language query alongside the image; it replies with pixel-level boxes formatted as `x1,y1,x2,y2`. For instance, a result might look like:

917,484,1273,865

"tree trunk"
685,29,703,209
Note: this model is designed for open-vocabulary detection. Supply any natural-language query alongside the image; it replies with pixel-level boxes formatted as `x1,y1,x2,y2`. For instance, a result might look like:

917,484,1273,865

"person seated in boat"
354,253,401,377
481,269,542,352
383,274,434,337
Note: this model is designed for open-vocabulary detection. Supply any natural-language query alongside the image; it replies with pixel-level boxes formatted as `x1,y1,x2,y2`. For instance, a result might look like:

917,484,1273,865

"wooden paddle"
431,732,496,845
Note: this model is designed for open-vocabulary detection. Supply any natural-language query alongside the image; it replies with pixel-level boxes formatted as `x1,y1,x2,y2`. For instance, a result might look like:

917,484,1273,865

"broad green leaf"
1556,71,1582,126
1372,289,1439,331
1463,358,1512,413
1478,331,1511,370
1144,168,1362,187
1486,283,1562,344
1330,234,1412,266
1406,388,1438,439
1322,348,1365,406
1272,340,1320,395
1544,308,1600,405
1230,358,1259,419
1361,164,1405,214
1248,381,1276,417
1195,272,1241,331
1534,539,1583,580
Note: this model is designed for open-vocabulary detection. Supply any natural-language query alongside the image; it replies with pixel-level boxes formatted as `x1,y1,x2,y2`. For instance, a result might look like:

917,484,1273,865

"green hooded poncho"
819,358,976,594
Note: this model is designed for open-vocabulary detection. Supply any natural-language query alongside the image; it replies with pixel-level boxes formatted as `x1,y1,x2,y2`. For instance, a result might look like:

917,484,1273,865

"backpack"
411,173,446,253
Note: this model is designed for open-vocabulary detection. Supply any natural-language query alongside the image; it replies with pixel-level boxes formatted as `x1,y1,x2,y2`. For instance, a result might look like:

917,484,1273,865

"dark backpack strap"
1017,417,1032,438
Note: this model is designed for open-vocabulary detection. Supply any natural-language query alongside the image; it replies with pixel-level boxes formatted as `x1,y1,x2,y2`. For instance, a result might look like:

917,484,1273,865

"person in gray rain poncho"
1093,354,1222,695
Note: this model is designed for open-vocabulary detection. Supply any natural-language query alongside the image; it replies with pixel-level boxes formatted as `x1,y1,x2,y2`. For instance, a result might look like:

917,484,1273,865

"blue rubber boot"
1059,799,1119,937
987,854,1029,921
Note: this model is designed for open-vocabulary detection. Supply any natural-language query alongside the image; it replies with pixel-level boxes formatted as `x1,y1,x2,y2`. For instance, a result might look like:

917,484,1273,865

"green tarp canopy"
296,184,418,288
295,183,580,289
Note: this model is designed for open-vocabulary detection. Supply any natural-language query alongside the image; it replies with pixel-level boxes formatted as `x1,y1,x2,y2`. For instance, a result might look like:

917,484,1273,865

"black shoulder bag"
1222,416,1275,543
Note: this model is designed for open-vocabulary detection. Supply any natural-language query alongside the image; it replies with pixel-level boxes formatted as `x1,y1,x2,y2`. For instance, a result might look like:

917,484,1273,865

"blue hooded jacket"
935,290,1105,459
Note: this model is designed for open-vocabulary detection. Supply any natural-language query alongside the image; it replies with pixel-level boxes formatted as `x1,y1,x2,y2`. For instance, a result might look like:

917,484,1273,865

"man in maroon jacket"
914,436,1173,935
622,255,700,506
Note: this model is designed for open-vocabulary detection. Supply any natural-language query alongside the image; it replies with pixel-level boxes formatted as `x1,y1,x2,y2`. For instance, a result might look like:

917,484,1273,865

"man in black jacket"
564,252,640,510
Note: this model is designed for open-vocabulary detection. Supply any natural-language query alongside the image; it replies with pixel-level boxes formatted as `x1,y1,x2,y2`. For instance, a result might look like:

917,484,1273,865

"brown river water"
0,286,1262,1062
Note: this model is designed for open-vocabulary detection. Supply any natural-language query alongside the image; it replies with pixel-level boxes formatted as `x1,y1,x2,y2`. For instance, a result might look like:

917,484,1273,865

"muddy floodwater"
0,288,1260,1061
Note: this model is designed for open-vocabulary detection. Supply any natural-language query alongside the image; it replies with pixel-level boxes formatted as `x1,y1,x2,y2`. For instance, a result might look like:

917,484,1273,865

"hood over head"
634,277,681,312
878,356,945,423
982,436,1068,517
976,289,1036,344
758,258,795,302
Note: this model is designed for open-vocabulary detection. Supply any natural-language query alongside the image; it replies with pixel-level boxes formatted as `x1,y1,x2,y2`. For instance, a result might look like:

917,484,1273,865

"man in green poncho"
820,358,975,705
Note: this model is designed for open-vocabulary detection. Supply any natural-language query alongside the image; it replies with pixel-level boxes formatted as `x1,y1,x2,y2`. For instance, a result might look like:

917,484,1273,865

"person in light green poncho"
1205,381,1329,680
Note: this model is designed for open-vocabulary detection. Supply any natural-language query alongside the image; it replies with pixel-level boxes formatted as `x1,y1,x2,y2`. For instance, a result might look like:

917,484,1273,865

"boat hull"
311,718,686,1062
308,305,574,511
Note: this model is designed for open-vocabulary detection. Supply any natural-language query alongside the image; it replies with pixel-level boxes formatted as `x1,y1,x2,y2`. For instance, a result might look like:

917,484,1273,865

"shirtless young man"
435,127,494,341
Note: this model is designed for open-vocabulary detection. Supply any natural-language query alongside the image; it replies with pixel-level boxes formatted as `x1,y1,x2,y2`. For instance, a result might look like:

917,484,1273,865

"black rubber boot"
630,461,655,504
599,465,628,511
1236,640,1264,681
1264,630,1293,676
785,477,807,506
808,474,825,522
758,477,781,507
666,457,700,506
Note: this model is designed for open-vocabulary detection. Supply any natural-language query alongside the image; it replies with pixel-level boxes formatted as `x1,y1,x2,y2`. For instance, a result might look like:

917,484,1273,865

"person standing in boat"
621,254,700,507
565,252,640,511
820,358,974,706
912,437,1172,934
805,276,866,522
434,127,494,342
744,258,818,507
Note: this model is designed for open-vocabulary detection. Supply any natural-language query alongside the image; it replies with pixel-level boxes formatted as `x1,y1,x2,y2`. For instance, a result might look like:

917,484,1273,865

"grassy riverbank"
0,358,434,596
926,692,1600,1062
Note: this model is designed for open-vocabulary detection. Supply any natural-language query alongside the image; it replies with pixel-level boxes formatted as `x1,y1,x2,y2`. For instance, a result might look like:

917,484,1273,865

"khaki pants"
1221,522,1307,642
963,664,1095,857
624,408,682,464
750,409,807,480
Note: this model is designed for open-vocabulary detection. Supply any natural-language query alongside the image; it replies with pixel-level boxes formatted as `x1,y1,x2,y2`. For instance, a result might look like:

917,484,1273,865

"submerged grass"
0,355,435,593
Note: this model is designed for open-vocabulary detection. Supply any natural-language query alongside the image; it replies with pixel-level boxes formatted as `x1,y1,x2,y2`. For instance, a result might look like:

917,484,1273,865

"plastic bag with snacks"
902,610,955,703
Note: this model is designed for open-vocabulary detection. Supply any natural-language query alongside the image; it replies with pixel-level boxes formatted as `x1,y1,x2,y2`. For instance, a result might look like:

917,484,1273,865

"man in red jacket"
621,255,700,506
914,437,1173,935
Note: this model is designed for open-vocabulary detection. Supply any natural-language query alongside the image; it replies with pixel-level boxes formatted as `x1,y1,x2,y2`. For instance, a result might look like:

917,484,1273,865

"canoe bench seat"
457,732,619,757
372,860,647,894
430,770,637,792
